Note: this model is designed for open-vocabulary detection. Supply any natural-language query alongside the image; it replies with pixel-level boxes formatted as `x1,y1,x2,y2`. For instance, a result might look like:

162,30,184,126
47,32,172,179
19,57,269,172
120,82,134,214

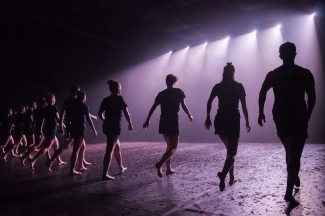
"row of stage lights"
167,12,316,54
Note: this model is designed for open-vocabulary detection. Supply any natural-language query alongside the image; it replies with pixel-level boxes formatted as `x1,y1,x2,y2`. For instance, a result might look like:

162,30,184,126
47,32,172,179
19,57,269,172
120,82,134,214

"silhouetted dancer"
29,93,61,169
69,91,97,175
205,63,251,191
46,85,94,171
18,101,36,157
3,105,26,160
143,74,193,178
98,79,132,180
0,108,14,154
258,42,316,206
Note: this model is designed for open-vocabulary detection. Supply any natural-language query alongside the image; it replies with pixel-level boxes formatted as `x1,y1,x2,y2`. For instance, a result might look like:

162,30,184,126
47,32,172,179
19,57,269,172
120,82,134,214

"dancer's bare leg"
30,138,55,170
113,140,127,173
82,141,91,166
52,137,66,165
218,135,238,191
70,138,84,175
21,135,44,165
78,142,87,171
219,136,236,185
18,135,35,157
280,137,300,188
102,134,119,180
46,138,73,171
284,135,306,205
3,136,22,161
156,135,179,177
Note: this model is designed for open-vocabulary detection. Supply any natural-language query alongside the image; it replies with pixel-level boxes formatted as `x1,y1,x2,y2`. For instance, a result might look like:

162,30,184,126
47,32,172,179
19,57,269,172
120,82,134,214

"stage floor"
0,142,324,216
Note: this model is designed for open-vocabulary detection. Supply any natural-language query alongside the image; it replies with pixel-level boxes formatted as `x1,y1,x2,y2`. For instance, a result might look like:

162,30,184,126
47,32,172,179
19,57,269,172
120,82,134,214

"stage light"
252,30,257,34
225,37,230,41
204,42,208,45
276,24,282,28
186,46,190,49
312,12,316,17
169,51,172,54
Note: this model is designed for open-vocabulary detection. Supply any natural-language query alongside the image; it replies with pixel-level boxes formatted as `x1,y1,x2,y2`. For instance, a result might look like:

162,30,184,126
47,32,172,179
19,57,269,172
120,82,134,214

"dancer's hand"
246,122,251,132
205,118,212,130
128,123,133,130
258,113,266,127
143,120,149,129
188,114,193,122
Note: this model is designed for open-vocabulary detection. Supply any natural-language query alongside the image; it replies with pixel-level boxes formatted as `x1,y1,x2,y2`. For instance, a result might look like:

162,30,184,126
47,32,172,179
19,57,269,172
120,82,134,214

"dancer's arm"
180,99,193,122
89,113,97,120
86,114,97,137
239,96,251,132
59,108,66,134
143,102,159,129
258,76,272,127
122,107,133,130
306,83,316,122
205,90,217,130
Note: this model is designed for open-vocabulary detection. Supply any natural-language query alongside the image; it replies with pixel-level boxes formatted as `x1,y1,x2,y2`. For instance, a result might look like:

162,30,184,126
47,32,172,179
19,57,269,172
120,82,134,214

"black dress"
211,82,246,138
42,105,58,139
155,88,186,135
99,95,127,135
69,101,89,138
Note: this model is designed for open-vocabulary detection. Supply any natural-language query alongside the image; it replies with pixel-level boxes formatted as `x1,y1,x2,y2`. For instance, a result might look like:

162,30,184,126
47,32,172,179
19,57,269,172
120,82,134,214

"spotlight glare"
204,42,208,45
252,30,257,34
312,12,316,17
169,51,172,54
276,24,282,28
225,36,230,40
186,46,190,49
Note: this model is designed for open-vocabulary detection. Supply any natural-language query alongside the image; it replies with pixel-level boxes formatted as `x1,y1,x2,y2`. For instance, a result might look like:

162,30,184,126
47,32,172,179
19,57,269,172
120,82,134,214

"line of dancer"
0,42,316,206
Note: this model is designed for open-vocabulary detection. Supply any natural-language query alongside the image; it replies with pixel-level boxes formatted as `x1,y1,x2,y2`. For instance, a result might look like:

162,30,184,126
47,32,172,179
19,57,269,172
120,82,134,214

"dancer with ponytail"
98,79,132,180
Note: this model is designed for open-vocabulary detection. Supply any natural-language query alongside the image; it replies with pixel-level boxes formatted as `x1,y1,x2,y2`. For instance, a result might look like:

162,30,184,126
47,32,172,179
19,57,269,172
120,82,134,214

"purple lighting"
312,12,316,17
276,24,282,28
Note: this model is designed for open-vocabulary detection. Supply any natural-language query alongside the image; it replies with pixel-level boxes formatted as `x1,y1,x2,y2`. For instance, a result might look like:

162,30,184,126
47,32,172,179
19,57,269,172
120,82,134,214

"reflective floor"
0,142,324,215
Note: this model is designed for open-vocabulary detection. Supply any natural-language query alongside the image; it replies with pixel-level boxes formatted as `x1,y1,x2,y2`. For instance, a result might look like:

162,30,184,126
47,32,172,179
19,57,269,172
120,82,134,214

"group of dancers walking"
0,42,316,206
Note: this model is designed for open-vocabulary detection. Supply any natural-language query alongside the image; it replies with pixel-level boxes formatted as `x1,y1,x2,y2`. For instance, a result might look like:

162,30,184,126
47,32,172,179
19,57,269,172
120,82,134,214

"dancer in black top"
258,42,316,206
205,63,251,191
30,93,60,169
0,108,14,153
69,91,97,175
3,105,25,160
18,101,36,156
143,74,193,178
98,79,132,180
47,85,93,171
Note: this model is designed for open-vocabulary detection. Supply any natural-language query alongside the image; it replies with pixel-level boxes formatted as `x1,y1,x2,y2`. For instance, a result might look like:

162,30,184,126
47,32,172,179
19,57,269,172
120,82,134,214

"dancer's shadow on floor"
284,188,301,215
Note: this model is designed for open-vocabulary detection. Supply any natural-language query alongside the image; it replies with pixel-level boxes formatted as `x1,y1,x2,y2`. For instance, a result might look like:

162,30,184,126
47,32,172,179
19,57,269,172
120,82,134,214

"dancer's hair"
27,100,36,109
69,85,80,96
166,74,178,86
45,93,55,105
107,79,120,95
77,91,86,102
37,98,47,108
221,62,236,82
279,42,296,55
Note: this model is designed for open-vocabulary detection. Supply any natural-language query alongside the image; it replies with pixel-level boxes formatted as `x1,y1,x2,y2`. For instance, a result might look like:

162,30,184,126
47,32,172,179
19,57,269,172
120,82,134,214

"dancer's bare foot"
3,154,8,161
218,172,225,191
83,160,92,166
30,160,35,170
46,160,52,172
294,176,300,188
2,148,5,154
166,169,176,175
155,163,163,178
80,167,87,172
70,170,82,175
120,167,127,173
229,178,237,185
102,175,115,181
57,160,67,165
284,194,300,207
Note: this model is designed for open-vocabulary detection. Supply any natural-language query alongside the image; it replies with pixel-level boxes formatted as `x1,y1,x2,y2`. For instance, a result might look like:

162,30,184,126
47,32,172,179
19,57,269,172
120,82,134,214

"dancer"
98,79,132,180
18,101,36,156
0,108,14,153
46,85,92,170
258,42,316,206
143,74,193,178
3,105,25,160
29,93,60,169
69,91,97,175
205,62,251,191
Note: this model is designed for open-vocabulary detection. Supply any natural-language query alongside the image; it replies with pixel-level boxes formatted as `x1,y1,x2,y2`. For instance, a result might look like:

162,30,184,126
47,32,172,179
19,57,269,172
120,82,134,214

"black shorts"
23,127,34,137
103,121,121,135
70,123,86,138
214,110,240,138
159,116,179,135
273,115,308,138
43,125,57,139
